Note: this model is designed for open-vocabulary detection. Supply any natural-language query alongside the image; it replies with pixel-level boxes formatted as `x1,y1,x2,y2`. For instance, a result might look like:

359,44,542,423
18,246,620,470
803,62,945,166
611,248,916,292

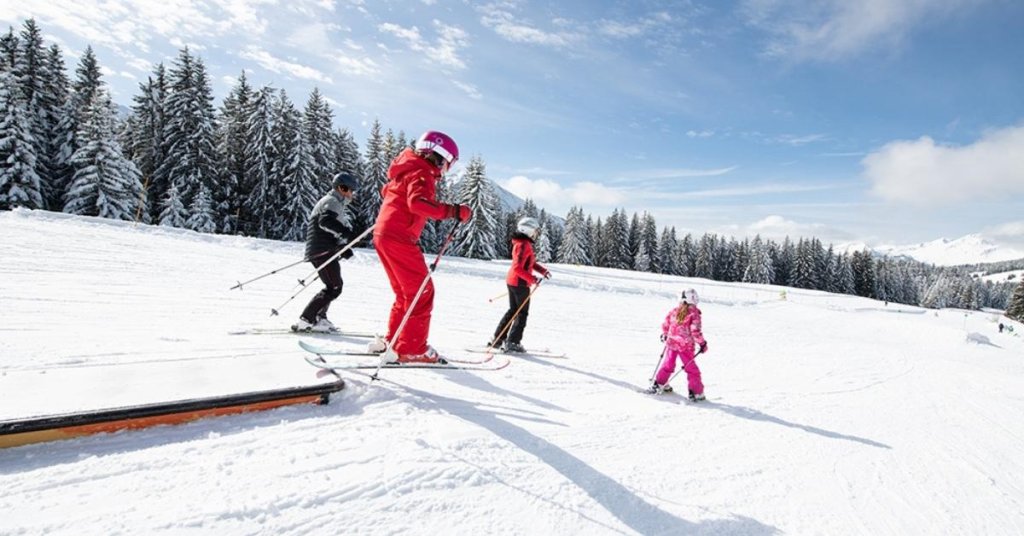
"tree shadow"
399,382,779,535
697,402,891,449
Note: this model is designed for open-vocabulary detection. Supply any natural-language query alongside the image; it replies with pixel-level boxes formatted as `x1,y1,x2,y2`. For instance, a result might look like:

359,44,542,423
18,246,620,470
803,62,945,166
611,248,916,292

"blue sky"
5,0,1023,249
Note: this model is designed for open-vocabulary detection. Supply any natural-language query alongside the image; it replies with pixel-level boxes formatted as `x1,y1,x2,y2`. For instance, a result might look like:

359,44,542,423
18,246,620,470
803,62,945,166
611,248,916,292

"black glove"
699,342,708,354
542,271,552,280
339,247,354,260
659,333,667,342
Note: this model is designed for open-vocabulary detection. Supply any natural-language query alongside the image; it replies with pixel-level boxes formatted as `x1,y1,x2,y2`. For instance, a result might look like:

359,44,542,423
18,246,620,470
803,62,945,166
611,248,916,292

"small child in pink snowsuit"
652,289,708,400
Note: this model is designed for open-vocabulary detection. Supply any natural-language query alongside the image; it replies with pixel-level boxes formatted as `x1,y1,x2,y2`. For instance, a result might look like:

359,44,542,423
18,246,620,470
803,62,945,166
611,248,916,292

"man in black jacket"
292,172,358,333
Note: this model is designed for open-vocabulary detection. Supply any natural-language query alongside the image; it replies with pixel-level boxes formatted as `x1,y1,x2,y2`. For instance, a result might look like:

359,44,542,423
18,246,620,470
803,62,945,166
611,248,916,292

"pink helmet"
414,130,459,171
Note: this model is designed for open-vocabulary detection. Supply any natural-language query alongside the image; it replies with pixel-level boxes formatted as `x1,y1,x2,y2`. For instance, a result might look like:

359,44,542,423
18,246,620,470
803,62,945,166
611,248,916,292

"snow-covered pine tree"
634,237,651,272
42,44,70,211
0,28,17,70
159,183,187,227
274,90,318,241
358,119,386,230
126,64,167,223
742,235,774,284
63,89,143,219
791,238,817,289
214,70,254,234
773,237,795,286
1006,279,1024,321
602,209,631,270
626,212,641,270
534,210,552,263
0,69,43,209
657,227,677,275
638,212,659,273
520,198,538,218
14,20,52,200
837,253,856,295
302,88,334,191
694,234,717,279
242,86,276,238
156,49,217,227
455,155,498,260
851,250,877,298
557,206,590,265
185,183,216,233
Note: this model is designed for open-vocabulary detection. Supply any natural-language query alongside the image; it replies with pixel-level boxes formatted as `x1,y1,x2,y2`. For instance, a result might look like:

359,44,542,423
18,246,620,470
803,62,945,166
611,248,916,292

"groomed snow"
1,208,1023,535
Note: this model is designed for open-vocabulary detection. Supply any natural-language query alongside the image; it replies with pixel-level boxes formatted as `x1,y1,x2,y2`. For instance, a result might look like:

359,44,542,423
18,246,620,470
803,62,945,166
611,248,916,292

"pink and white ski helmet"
681,288,699,305
414,130,459,171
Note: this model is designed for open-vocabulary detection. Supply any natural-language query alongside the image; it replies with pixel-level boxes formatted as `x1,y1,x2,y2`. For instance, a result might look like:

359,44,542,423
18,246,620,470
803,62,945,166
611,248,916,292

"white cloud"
687,130,715,138
453,80,482,100
862,124,1024,207
731,215,841,241
621,166,738,180
500,176,625,208
743,0,980,62
478,4,581,48
377,21,468,69
239,46,333,84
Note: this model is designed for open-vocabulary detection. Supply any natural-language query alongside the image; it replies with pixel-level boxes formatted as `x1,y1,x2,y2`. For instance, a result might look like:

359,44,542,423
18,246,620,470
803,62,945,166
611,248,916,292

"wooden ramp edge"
0,378,345,449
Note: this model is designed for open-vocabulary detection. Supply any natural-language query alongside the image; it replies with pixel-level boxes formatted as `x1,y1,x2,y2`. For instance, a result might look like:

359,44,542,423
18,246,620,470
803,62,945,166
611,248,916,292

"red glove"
447,204,472,222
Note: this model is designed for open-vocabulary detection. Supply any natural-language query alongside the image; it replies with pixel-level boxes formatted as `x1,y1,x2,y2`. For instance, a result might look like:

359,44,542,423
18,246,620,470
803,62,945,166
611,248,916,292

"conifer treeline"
1,19,1021,317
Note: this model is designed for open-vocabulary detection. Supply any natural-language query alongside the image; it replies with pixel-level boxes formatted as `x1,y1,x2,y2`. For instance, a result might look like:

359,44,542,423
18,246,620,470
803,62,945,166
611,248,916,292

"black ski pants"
301,258,343,322
493,281,531,345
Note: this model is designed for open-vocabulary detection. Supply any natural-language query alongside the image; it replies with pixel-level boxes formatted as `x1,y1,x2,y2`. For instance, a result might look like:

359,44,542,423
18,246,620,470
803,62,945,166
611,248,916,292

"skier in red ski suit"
490,216,550,353
371,130,470,363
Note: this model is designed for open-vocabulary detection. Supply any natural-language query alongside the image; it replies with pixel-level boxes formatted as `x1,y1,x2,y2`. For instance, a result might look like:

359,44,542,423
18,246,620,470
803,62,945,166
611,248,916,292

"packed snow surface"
1,209,1023,535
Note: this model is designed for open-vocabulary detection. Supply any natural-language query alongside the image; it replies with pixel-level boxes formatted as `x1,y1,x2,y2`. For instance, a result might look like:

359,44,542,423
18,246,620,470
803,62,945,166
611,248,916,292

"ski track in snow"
1,209,1023,535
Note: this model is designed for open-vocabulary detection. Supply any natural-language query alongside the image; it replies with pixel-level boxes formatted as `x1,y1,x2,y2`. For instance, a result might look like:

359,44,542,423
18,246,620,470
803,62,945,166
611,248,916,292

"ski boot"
503,341,526,354
314,316,339,333
292,317,332,333
688,390,706,402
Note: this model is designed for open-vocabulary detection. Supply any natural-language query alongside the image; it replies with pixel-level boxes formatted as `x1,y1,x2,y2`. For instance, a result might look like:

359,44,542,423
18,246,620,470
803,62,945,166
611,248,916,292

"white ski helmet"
680,288,699,305
517,216,541,237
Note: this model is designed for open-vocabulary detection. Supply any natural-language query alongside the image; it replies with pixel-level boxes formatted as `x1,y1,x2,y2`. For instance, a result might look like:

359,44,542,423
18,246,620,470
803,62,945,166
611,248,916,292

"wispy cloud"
653,182,840,200
377,20,468,69
619,166,738,180
239,46,333,84
477,2,582,48
862,123,1024,207
742,0,982,62
774,133,827,146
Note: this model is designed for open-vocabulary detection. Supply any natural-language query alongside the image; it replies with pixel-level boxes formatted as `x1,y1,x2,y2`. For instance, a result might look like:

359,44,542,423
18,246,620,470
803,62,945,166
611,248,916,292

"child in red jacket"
490,216,550,353
369,130,470,363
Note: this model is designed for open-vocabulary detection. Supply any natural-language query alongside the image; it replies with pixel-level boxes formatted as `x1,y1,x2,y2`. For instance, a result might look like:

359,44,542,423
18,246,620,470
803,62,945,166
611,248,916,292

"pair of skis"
298,340,511,371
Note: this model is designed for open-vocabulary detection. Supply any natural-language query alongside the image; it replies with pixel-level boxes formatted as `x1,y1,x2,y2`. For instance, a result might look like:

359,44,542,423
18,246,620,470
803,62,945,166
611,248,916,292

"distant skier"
366,130,471,363
999,322,1005,333
648,288,708,400
489,216,550,353
292,172,358,333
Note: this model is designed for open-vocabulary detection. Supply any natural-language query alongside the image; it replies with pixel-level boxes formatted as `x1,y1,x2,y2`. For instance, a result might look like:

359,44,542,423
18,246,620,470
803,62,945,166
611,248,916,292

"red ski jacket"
507,234,549,286
374,148,448,244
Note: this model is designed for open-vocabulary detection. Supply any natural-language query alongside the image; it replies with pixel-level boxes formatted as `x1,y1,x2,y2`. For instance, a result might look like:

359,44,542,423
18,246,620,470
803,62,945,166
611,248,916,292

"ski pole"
664,348,704,387
291,224,375,289
269,225,374,316
372,222,461,380
486,280,543,354
487,291,508,303
649,343,668,382
230,257,310,290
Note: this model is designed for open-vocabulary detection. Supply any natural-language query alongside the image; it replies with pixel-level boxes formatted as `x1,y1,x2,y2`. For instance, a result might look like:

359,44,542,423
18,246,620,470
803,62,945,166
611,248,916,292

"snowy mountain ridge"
840,233,1024,266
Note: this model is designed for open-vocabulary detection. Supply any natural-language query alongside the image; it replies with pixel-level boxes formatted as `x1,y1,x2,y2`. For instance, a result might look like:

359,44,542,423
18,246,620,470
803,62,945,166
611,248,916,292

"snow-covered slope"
2,209,1023,535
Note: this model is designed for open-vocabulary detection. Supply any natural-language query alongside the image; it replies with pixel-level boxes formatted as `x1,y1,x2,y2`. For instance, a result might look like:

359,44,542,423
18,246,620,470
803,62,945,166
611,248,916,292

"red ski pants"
374,235,433,355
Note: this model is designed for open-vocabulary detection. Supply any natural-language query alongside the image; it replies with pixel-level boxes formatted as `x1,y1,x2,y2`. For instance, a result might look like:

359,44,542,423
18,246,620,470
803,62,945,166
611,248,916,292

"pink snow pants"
656,346,702,394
